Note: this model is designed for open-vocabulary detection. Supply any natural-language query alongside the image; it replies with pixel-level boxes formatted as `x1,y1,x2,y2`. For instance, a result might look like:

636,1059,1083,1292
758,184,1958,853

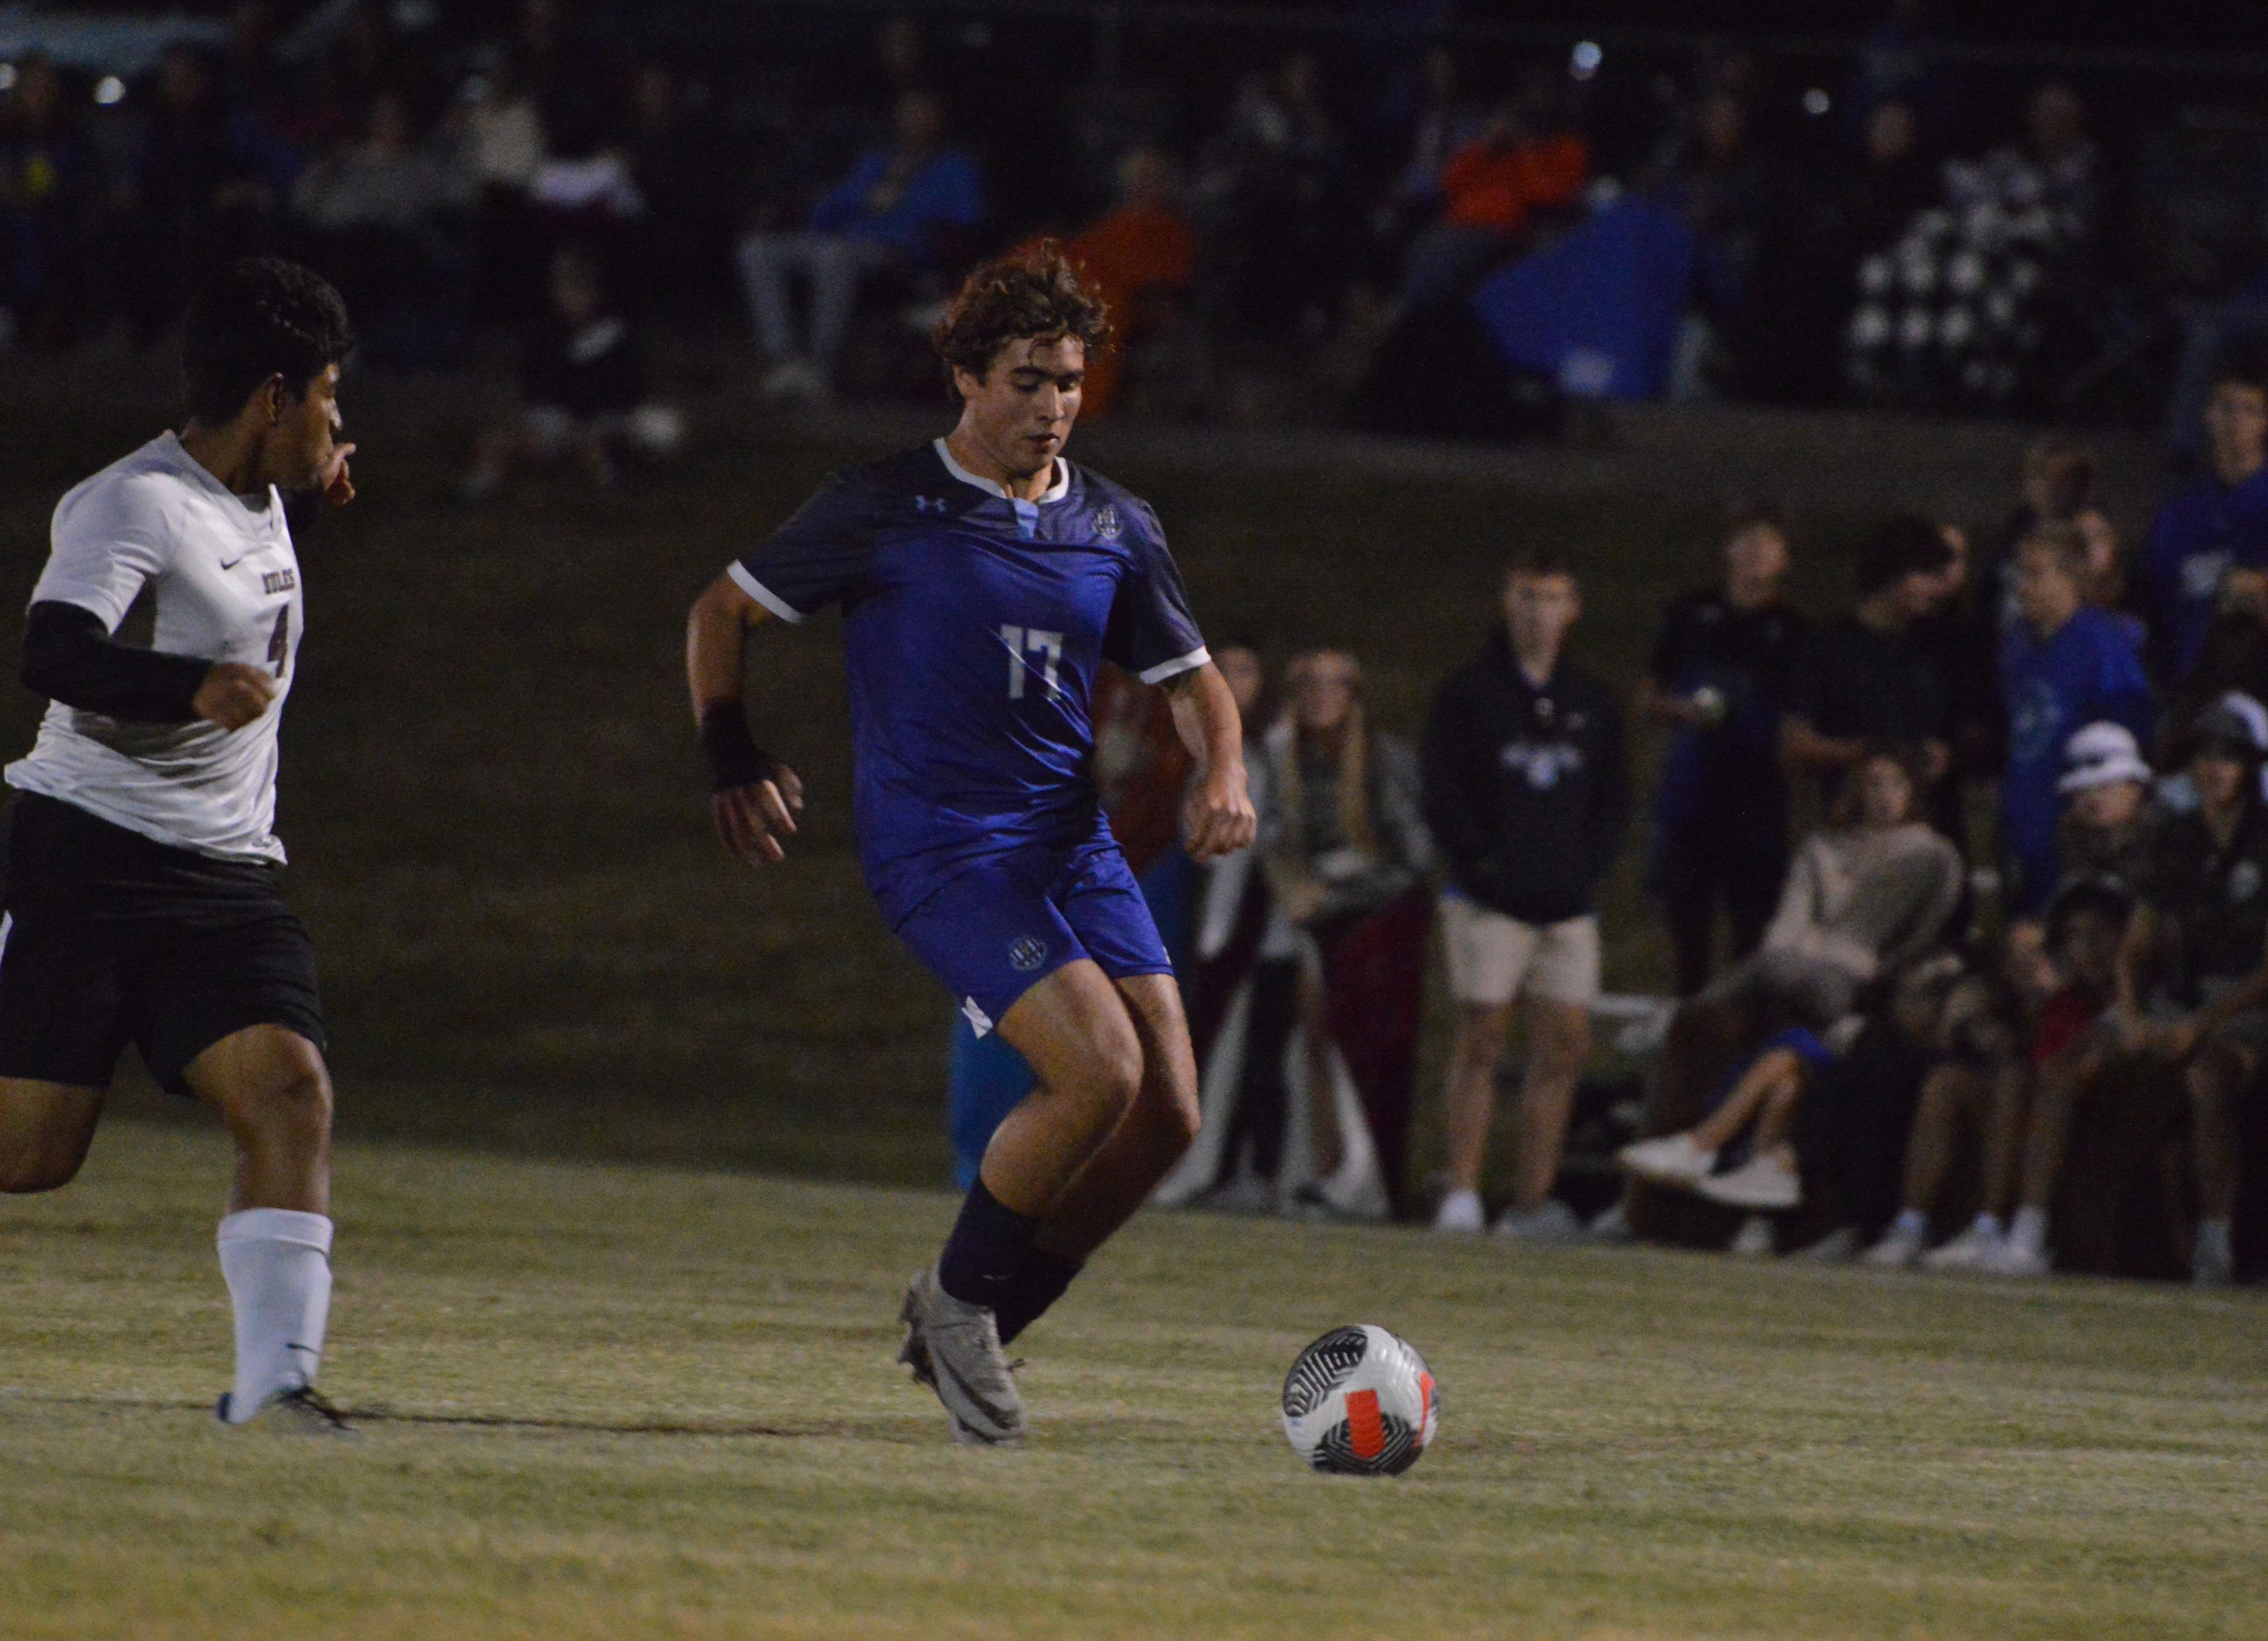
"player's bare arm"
686,572,804,866
1164,661,1256,860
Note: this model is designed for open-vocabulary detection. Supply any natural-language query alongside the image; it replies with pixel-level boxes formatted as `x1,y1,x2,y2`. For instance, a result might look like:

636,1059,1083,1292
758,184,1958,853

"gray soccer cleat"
216,1384,356,1436
898,1267,1025,1444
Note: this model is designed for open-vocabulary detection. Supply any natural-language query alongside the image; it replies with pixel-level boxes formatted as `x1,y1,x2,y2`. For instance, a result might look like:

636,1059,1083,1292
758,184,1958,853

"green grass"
6,1121,2267,1639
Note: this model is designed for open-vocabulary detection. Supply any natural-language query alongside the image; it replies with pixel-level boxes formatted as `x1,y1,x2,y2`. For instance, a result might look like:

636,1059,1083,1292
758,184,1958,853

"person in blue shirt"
2001,521,2153,913
734,89,985,401
685,247,1254,1445
2141,342,2268,681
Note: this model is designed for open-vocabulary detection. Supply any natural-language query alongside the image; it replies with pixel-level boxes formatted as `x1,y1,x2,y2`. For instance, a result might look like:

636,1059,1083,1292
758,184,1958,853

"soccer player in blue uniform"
685,249,1254,1444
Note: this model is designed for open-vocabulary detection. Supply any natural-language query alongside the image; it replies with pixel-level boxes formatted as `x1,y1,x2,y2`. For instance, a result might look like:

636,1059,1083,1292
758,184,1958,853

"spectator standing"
2142,345,2268,682
1643,507,1807,994
735,88,983,400
1999,523,2153,912
1424,549,1630,1240
1781,516,1955,808
1223,652,1431,1215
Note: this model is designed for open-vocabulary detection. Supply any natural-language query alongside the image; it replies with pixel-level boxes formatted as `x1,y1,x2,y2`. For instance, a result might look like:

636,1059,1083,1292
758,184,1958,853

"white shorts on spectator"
1439,895,1600,1008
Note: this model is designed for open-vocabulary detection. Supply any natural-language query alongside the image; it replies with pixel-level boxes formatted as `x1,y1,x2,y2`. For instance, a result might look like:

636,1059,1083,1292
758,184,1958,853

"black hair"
1506,543,1576,580
181,257,355,426
1725,499,1784,538
2211,335,2268,397
1856,514,1953,597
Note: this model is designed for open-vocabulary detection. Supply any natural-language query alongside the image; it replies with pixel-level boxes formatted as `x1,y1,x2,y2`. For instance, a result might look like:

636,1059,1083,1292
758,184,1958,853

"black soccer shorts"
0,793,325,1097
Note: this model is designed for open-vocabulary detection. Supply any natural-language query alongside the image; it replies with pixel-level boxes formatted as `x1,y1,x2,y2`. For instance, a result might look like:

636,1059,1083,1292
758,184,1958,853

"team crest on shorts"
1008,935,1050,973
1092,504,1121,540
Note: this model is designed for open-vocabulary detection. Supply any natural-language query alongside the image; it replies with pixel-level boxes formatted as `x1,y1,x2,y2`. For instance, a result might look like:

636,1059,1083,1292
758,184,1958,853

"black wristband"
698,702,773,793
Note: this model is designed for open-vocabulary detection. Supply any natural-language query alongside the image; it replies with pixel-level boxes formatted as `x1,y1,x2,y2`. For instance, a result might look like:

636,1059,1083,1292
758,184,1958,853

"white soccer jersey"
5,432,304,862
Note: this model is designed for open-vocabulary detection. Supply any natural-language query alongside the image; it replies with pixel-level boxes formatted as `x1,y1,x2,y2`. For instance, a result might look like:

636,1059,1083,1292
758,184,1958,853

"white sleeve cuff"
1138,646,1210,686
727,562,807,625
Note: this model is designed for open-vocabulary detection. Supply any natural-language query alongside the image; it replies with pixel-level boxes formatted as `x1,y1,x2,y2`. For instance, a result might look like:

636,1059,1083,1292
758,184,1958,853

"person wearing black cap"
1992,696,2268,1281
1781,516,1956,813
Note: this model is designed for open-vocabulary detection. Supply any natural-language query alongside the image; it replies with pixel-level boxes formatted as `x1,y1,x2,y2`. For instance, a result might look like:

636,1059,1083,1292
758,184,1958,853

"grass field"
6,1118,2267,1640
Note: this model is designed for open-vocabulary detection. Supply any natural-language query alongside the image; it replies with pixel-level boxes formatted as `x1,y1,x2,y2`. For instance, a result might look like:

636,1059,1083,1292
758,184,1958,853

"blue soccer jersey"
730,439,1208,926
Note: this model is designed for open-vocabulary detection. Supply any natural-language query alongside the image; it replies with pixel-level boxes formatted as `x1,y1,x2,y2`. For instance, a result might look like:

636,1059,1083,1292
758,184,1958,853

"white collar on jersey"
933,437,1070,505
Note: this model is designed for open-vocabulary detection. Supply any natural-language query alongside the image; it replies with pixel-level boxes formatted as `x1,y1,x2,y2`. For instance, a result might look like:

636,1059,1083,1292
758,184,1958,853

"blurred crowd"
1106,343,2268,1289
4,1,2266,446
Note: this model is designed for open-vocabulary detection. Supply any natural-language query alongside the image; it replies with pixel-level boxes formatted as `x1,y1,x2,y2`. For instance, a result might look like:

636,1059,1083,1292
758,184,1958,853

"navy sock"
936,1179,1039,1313
995,1247,1084,1346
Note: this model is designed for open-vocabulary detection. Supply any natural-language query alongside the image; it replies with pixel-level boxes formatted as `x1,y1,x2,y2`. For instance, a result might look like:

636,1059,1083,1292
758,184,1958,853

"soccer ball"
1279,1324,1439,1476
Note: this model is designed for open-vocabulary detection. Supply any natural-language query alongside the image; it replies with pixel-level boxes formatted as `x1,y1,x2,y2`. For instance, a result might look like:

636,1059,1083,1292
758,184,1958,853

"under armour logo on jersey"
1092,504,1122,540
915,495,949,514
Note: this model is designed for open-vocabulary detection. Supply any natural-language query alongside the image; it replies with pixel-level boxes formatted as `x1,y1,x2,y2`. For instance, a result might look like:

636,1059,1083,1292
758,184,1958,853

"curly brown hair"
931,243,1113,383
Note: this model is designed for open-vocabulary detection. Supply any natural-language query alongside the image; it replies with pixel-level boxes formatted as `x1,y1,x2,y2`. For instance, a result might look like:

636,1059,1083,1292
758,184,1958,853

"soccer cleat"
1695,1150,1801,1211
1920,1221,2004,1273
1617,1132,1716,1189
215,1384,355,1436
899,1267,1026,1445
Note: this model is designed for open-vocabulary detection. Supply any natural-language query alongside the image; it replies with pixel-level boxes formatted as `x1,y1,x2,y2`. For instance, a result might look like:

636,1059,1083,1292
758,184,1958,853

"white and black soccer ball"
1279,1324,1438,1476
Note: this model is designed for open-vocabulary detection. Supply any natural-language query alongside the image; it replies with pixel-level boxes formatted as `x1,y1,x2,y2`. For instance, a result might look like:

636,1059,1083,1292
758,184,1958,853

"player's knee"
240,1063,334,1140
0,1146,84,1194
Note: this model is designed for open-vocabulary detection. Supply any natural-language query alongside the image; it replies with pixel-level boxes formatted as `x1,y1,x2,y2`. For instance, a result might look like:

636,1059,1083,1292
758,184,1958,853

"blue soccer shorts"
892,837,1174,1037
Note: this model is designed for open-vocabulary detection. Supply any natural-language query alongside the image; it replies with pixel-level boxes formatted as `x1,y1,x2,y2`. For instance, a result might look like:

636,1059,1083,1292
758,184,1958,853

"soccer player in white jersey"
0,259,358,1431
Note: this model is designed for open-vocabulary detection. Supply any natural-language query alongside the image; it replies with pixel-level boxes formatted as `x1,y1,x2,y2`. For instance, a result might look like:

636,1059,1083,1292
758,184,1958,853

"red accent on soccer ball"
1416,1371,1436,1447
1345,1388,1386,1461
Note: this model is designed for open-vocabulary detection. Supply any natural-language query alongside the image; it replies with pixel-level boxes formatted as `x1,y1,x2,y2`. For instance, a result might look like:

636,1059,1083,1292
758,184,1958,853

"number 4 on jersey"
1001,625,1064,700
266,607,290,678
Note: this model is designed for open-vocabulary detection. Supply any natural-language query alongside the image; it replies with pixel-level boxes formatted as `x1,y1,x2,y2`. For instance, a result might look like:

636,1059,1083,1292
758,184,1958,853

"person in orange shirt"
1028,149,1195,417
1399,80,1589,310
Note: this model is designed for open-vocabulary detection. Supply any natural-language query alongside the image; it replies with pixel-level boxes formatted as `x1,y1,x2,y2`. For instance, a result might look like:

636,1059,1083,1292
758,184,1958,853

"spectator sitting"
2141,342,2268,683
1619,1022,1839,1217
1217,651,1430,1218
1998,521,2153,913
1991,698,2268,1281
1423,547,1630,1241
1045,149,1195,419
1868,875,2132,1271
461,247,682,498
1642,505,1807,995
1397,73,1589,311
1978,436,2096,640
1782,516,1956,809
1702,745,1962,1033
735,87,983,401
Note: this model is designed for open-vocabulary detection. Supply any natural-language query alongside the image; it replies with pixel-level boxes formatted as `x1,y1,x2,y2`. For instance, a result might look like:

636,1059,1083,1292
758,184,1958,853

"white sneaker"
1433,1189,1486,1234
1617,1132,1716,1189
1587,1200,1634,1244
1493,1198,1586,1244
1980,1239,2051,1279
1728,1214,1775,1258
2194,1224,2237,1288
1863,1221,1927,1269
1695,1150,1801,1211
1920,1221,2003,1273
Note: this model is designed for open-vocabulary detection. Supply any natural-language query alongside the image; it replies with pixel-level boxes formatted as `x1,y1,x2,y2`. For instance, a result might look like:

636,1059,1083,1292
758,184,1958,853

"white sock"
1972,1212,2004,1240
217,1209,334,1423
2007,1206,2047,1255
1889,1207,1927,1241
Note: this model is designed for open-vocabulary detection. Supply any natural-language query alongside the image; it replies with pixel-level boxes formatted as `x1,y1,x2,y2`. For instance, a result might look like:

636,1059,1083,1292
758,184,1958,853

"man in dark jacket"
1422,546,1630,1240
